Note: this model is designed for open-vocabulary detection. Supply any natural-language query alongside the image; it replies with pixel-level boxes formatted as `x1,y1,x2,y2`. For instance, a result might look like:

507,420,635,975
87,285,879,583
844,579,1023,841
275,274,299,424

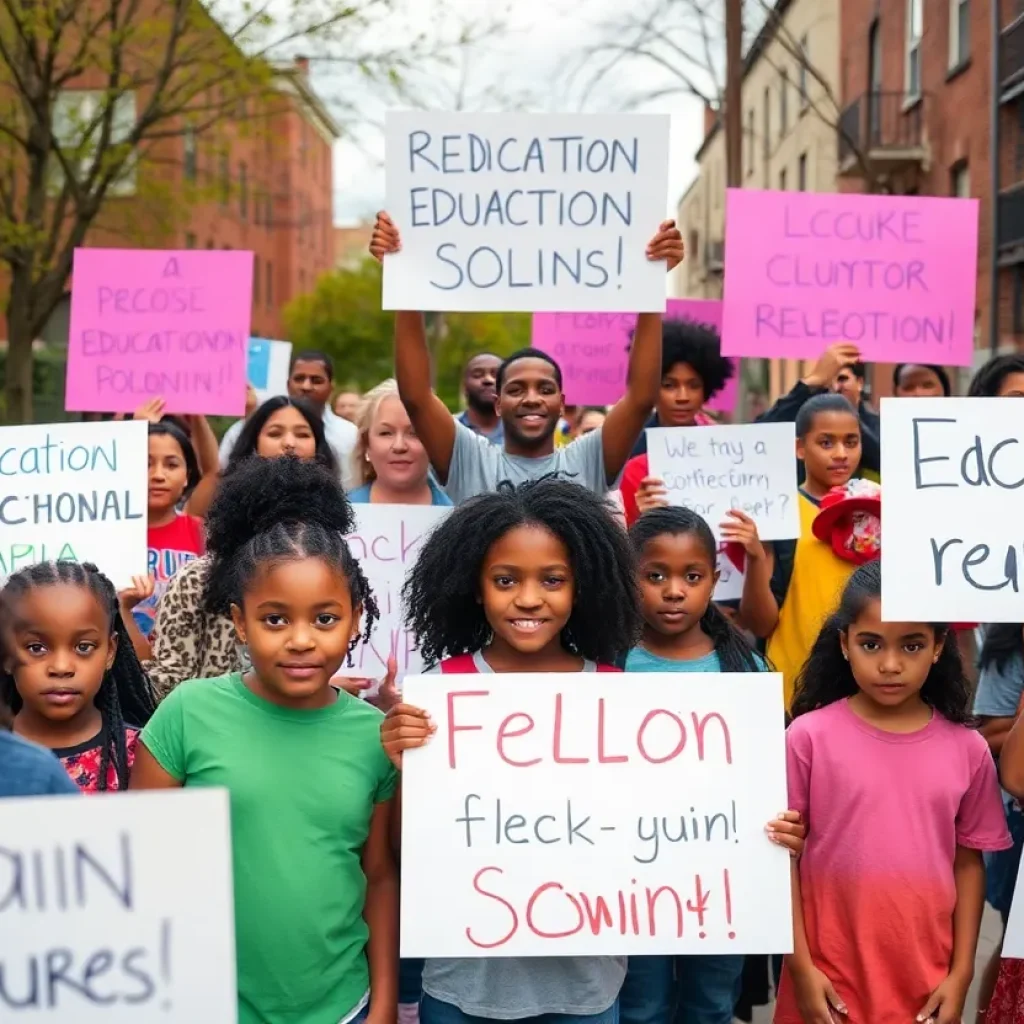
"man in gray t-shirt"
371,214,684,505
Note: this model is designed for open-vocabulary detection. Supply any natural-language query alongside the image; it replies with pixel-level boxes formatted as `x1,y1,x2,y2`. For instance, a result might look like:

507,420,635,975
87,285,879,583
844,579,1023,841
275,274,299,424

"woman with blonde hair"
347,379,452,506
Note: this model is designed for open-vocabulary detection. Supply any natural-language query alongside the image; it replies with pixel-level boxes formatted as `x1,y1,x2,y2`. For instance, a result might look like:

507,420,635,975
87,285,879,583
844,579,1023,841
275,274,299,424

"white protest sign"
715,548,745,603
340,504,451,679
1002,859,1024,957
383,111,671,312
646,423,799,542
400,673,792,957
0,420,148,588
0,788,236,1022
247,338,292,406
882,397,1024,621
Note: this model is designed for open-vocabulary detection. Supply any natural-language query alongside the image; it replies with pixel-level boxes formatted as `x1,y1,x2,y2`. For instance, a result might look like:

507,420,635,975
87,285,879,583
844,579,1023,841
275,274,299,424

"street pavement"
747,904,1002,1023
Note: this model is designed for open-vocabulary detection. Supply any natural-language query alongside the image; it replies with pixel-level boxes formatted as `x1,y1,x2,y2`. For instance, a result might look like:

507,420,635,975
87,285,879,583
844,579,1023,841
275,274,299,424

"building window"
206,239,215,248
300,269,306,294
185,232,196,249
798,152,808,191
183,124,197,182
266,260,273,307
254,189,262,227
779,69,789,135
762,86,771,166
798,34,810,110
906,0,923,100
239,162,248,220
219,151,229,206
949,0,969,69
254,254,261,305
779,167,787,191
51,90,137,196
1014,267,1024,335
745,109,754,176
951,161,970,197
266,194,273,230
300,123,308,167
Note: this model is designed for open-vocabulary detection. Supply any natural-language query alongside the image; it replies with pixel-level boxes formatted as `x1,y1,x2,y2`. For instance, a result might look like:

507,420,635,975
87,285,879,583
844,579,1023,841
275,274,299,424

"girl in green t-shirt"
132,459,399,1024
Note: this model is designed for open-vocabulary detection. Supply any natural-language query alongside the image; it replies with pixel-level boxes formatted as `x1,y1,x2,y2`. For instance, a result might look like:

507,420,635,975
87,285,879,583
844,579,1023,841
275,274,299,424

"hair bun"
205,455,354,557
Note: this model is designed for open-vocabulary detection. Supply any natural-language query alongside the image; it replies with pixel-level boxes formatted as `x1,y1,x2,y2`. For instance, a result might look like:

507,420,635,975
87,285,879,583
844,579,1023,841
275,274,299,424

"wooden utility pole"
724,0,743,187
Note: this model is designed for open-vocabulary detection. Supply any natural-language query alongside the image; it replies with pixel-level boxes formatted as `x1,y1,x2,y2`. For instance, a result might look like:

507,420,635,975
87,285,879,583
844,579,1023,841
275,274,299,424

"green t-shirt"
141,673,398,1024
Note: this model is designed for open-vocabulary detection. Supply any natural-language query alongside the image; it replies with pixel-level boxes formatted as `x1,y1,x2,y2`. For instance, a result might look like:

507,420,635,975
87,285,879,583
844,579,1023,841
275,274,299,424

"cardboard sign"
0,420,148,588
66,249,253,415
383,111,670,312
247,338,292,406
881,397,1024,622
532,299,739,409
721,190,978,366
646,423,799,541
0,788,236,1021
338,504,451,679
400,672,792,956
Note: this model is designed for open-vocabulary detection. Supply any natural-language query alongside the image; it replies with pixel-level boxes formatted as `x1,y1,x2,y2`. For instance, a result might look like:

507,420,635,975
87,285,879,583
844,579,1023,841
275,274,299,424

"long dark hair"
0,561,157,790
979,624,1024,674
791,560,972,724
628,507,762,673
226,396,338,477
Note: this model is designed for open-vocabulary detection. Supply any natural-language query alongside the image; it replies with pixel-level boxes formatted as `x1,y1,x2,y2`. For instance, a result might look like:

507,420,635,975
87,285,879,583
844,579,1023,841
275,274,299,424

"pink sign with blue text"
721,189,978,366
531,299,738,411
66,248,253,416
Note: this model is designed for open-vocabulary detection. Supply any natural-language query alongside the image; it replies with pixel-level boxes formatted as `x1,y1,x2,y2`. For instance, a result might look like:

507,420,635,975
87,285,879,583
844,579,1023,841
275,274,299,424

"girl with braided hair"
131,468,398,1024
0,560,156,792
619,507,805,1024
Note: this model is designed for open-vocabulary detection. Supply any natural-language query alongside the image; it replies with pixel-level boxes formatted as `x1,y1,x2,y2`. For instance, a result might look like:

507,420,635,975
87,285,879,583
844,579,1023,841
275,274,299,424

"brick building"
837,0,1024,394
41,56,338,346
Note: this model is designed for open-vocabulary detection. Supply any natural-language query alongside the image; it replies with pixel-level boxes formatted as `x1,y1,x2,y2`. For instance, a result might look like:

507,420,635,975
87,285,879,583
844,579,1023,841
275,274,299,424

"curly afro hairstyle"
403,477,643,666
660,317,733,400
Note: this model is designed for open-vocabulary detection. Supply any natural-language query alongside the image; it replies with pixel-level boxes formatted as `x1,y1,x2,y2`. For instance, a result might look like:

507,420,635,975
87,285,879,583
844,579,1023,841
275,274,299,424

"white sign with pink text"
399,673,791,957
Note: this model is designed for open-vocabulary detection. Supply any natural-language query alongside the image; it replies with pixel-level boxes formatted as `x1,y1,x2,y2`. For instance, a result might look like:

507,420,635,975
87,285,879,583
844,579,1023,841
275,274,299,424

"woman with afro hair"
619,316,734,527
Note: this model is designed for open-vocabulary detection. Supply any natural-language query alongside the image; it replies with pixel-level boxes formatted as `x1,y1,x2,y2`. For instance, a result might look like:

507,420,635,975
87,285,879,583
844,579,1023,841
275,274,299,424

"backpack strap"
439,653,479,674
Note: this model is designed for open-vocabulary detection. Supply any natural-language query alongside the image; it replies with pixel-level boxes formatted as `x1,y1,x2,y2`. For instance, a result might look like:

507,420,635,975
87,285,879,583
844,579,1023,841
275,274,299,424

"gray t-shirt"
421,649,625,1019
443,423,607,505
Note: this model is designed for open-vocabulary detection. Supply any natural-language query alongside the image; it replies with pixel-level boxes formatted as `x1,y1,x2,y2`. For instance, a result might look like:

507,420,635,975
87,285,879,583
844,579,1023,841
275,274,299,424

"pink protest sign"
66,248,254,415
721,189,978,367
531,299,738,411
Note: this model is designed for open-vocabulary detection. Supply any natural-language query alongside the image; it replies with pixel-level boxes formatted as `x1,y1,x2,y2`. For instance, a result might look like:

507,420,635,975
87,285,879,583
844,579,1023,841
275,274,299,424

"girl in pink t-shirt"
777,560,1010,1024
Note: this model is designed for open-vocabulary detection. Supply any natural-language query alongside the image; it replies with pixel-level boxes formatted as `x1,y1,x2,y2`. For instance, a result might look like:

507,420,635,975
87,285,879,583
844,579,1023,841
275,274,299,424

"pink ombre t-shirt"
774,699,1010,1024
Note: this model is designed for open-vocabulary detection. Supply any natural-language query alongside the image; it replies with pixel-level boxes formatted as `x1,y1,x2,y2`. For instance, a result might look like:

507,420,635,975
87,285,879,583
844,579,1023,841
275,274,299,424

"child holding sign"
619,506,804,1024
778,561,1009,1024
0,561,156,792
728,394,863,707
384,478,639,1024
130,466,398,1024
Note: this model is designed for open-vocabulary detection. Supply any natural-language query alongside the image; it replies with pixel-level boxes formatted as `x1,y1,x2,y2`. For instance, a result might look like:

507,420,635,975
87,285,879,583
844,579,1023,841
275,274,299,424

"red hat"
812,480,881,566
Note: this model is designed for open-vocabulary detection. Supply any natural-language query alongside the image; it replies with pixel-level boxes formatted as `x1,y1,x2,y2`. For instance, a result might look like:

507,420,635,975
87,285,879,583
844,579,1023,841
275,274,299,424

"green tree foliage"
283,258,530,409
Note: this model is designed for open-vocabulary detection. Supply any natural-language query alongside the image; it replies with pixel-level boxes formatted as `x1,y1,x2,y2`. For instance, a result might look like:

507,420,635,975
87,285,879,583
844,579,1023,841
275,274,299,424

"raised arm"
600,221,683,481
184,414,220,519
370,211,458,482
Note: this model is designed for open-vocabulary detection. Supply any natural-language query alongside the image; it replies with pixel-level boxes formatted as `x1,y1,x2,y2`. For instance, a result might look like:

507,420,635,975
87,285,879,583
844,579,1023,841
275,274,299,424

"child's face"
840,598,942,709
657,361,706,427
232,557,360,707
479,524,574,656
148,434,189,513
796,410,861,493
637,532,718,638
2,585,114,723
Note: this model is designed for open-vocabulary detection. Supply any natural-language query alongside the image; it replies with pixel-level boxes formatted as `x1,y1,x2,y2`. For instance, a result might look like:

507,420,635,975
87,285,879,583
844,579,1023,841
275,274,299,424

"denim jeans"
619,955,744,1024
420,993,620,1024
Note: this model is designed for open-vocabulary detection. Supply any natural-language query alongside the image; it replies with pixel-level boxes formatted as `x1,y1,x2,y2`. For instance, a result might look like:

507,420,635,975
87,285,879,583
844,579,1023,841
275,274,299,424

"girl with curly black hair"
381,477,641,1024
1,560,156,792
779,560,1009,1024
619,316,734,526
132,457,397,1024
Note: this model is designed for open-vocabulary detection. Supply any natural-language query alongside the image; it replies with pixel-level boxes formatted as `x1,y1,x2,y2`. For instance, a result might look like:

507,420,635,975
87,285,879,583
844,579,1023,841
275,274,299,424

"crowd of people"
5,211,1024,1024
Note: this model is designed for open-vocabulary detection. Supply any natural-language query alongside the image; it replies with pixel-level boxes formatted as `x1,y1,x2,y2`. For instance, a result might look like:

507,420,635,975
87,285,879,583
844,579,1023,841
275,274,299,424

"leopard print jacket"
144,555,245,698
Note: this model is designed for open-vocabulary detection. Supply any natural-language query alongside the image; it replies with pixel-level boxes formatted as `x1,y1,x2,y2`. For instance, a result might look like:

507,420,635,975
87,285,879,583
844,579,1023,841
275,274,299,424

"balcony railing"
838,90,926,173
999,187,1024,250
1002,15,1024,99
704,239,724,273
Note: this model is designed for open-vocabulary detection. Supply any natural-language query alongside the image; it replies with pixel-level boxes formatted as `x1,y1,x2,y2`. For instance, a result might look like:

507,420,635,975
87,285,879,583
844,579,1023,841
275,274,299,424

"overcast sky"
322,0,711,226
